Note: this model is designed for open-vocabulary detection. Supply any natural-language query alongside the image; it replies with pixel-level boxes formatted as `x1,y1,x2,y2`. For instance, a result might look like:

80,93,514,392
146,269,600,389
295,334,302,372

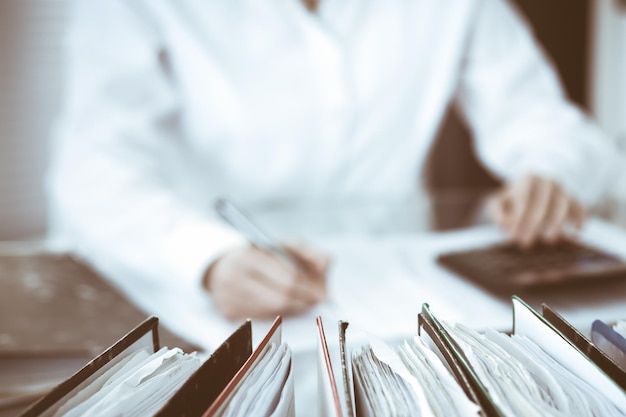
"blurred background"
1,0,626,240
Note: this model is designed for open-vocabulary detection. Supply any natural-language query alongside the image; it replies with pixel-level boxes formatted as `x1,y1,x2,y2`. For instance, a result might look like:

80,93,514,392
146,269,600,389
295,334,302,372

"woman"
48,0,618,320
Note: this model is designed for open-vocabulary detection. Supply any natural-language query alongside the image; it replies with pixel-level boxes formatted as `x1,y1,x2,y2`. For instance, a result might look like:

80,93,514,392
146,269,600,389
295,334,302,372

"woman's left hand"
488,174,586,247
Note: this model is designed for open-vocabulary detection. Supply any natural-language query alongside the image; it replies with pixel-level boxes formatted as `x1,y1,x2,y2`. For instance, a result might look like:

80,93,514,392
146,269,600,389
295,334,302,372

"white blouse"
48,0,618,292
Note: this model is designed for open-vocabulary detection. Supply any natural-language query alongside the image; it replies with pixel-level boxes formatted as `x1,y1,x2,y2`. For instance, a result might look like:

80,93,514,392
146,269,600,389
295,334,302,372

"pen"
214,198,304,270
215,198,336,309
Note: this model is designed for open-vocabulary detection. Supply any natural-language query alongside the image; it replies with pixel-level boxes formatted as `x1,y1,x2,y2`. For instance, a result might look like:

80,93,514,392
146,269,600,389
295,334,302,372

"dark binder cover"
19,316,162,417
201,316,283,417
19,317,252,417
418,304,505,417
154,320,252,417
541,304,626,390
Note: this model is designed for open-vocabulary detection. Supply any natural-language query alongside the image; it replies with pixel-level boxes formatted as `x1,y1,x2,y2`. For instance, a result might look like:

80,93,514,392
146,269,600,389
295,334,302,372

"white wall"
591,0,626,210
0,1,68,240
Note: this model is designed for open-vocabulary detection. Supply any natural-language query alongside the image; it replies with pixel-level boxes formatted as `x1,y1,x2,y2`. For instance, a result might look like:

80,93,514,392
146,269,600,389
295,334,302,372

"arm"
456,0,619,244
49,0,329,316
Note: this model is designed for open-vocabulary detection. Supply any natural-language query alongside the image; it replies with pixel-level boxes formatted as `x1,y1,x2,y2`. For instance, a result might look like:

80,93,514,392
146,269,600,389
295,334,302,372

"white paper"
53,348,152,417
401,337,481,417
56,347,202,417
513,297,626,414
220,343,293,417
446,323,563,417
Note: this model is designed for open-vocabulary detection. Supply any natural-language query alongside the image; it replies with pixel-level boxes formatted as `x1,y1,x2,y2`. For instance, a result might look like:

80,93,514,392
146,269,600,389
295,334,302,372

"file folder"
19,315,293,417
317,296,626,417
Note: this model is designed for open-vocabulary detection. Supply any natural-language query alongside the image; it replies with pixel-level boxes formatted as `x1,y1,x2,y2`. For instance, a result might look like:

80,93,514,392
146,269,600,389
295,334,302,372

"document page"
398,338,480,417
219,343,293,417
53,347,203,417
513,297,626,414
309,231,511,345
348,332,479,417
446,324,567,417
53,348,153,417
352,344,424,417
444,322,626,417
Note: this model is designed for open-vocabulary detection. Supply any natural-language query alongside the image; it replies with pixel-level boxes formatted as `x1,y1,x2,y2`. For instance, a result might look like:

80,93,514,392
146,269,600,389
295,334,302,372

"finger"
251,265,323,310
509,176,538,245
542,192,570,243
283,242,331,276
247,268,319,314
559,200,586,241
516,179,555,247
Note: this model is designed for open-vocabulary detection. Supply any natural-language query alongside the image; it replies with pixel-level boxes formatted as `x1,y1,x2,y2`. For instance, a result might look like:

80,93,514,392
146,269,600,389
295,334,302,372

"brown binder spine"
541,304,626,390
155,320,253,417
201,316,282,417
418,305,505,417
316,316,343,417
338,321,354,417
20,316,160,417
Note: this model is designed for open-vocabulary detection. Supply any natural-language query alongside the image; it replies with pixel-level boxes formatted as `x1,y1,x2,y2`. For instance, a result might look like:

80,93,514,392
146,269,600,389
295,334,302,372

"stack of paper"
317,296,626,417
19,316,294,417
351,339,480,417
53,348,203,417
447,325,622,416
211,343,293,417
396,338,481,417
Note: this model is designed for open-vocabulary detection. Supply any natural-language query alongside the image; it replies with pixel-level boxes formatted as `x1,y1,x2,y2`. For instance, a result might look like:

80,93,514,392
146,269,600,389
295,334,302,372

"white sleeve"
47,0,245,292
457,0,619,206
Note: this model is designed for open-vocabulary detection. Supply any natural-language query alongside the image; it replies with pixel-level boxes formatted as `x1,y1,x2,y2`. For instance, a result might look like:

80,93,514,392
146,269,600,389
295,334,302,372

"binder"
316,318,353,417
202,316,294,417
317,315,480,417
418,304,504,417
317,296,626,417
20,317,164,417
511,296,626,413
541,304,626,388
425,297,626,415
19,316,293,417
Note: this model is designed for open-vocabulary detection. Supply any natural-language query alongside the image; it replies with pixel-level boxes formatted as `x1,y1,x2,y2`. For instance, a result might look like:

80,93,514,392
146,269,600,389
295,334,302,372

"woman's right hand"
203,243,330,320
